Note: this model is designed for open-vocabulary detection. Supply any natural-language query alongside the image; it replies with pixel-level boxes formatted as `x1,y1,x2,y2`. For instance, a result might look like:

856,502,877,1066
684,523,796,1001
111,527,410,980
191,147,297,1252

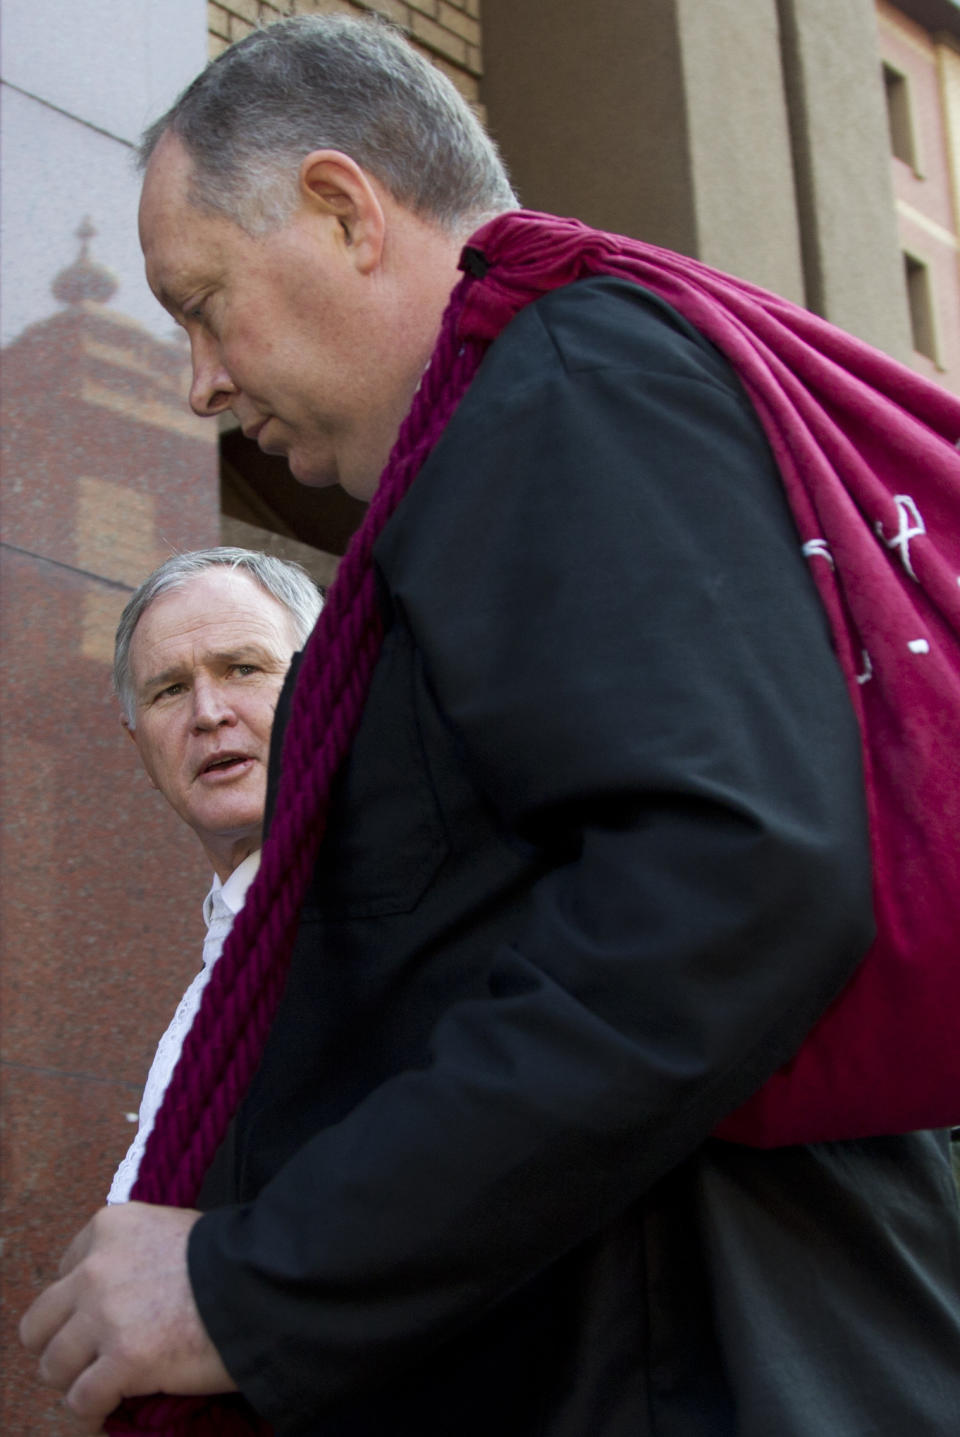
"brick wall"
208,0,482,103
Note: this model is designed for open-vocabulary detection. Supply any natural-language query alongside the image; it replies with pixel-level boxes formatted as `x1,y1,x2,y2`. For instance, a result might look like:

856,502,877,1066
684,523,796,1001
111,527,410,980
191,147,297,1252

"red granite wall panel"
2,114,219,1437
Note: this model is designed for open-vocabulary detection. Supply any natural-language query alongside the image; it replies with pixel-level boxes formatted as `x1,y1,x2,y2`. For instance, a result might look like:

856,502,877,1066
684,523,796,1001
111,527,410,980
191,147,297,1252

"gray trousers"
687,1130,960,1436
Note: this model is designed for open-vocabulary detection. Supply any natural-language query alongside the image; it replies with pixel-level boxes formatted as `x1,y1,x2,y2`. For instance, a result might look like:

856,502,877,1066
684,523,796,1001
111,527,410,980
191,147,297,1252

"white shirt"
107,850,261,1203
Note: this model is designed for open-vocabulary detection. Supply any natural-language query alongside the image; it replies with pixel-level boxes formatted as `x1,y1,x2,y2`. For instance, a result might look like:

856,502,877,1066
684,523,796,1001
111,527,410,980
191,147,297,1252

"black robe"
190,279,960,1435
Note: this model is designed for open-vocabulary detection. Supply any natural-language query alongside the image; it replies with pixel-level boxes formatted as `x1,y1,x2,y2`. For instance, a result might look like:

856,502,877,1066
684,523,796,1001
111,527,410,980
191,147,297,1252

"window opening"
904,252,937,362
883,63,916,168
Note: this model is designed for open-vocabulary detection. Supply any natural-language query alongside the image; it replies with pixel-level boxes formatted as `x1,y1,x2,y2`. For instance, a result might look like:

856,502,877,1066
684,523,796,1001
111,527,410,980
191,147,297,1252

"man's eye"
232,664,258,677
155,683,185,700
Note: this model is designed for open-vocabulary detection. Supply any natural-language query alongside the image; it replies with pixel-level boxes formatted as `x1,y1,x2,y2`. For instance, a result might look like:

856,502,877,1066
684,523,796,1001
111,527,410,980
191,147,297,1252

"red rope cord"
107,278,484,1435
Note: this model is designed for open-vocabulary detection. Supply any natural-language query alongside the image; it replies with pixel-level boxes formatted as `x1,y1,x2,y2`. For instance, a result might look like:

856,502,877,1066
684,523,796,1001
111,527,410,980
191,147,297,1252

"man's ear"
297,149,386,275
121,716,158,789
121,714,143,758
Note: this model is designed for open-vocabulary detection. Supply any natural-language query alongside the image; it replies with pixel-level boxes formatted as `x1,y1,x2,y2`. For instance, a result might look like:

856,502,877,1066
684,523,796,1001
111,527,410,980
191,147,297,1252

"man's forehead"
139,134,215,303
132,571,295,657
140,132,195,209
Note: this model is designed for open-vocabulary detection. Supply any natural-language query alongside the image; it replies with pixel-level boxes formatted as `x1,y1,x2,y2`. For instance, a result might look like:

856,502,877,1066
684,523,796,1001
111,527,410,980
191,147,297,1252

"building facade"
876,0,960,387
2,2,957,1431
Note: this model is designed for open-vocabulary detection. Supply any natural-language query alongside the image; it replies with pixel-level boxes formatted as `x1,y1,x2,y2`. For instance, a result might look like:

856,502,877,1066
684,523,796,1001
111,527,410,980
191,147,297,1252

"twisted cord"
107,277,484,1434
131,273,479,1209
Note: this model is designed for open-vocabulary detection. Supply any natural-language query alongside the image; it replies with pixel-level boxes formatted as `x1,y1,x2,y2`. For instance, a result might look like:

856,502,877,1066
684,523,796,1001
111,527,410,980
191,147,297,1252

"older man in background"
108,547,321,1203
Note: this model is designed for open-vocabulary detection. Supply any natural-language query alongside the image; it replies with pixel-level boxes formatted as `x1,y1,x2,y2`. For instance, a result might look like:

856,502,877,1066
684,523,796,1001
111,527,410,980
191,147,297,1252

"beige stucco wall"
677,0,806,302
481,0,807,304
776,0,911,357
481,0,918,356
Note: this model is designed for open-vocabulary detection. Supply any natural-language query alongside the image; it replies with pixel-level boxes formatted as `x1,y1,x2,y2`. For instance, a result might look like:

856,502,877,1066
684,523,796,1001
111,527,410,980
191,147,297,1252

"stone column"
481,0,807,303
776,0,912,356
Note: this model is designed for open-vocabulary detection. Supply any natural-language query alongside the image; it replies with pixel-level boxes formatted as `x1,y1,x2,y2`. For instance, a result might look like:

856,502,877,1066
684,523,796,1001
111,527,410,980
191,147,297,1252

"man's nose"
188,335,237,418
191,680,238,730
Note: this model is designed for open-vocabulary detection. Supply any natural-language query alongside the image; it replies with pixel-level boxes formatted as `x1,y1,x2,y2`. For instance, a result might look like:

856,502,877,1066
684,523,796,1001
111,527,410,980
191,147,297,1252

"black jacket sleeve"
188,279,874,1426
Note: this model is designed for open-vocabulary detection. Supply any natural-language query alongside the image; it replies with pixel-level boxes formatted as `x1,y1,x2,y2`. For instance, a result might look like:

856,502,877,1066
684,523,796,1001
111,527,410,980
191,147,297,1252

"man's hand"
18,1203,237,1433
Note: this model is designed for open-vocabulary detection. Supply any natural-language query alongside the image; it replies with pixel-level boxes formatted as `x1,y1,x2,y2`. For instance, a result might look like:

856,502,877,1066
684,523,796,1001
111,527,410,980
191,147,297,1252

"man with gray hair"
20,15,960,1437
108,547,321,1204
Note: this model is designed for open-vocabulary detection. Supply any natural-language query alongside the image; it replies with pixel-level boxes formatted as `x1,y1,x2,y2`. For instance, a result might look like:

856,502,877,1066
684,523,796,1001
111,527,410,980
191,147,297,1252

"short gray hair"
138,13,517,237
115,547,323,725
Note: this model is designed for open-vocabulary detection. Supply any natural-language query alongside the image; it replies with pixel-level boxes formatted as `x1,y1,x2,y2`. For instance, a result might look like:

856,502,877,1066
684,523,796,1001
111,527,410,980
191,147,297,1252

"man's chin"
283,446,340,490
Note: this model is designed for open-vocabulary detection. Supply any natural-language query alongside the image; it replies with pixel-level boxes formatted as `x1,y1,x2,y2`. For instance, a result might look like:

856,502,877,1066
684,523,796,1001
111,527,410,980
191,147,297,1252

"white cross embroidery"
802,539,834,568
856,650,873,684
875,495,925,581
